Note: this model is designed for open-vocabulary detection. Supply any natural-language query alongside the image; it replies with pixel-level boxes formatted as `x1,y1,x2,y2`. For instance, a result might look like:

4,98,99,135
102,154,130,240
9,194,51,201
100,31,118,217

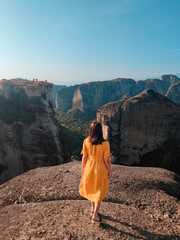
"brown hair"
89,121,105,145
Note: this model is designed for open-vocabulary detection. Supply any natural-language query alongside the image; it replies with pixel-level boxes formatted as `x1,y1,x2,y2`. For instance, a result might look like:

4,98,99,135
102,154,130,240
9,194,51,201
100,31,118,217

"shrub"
55,108,95,155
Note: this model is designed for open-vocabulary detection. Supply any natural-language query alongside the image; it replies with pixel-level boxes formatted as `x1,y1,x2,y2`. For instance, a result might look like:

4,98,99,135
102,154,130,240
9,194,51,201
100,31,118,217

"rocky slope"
97,89,180,174
54,74,180,116
166,82,180,105
51,84,66,107
0,161,179,239
0,93,71,184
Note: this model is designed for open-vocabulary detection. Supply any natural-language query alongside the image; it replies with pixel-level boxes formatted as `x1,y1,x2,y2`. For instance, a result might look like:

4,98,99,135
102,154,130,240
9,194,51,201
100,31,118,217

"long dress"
79,137,111,203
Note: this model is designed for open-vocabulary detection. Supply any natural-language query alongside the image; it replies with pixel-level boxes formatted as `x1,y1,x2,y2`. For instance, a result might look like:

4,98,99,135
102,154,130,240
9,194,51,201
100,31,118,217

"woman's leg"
91,201,95,213
92,202,101,220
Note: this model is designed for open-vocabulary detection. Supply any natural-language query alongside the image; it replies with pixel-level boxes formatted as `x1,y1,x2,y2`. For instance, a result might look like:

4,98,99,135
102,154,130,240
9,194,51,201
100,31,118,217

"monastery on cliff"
0,79,53,102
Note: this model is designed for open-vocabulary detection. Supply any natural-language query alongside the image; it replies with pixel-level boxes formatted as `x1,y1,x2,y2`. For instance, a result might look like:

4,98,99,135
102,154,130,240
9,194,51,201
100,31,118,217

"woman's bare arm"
81,155,87,173
104,156,112,179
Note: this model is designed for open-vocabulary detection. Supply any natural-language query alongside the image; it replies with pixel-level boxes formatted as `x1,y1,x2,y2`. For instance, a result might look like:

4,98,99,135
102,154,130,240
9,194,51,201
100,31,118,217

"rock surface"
0,97,71,184
0,161,179,239
97,89,180,174
51,84,66,107
166,82,180,105
54,74,180,116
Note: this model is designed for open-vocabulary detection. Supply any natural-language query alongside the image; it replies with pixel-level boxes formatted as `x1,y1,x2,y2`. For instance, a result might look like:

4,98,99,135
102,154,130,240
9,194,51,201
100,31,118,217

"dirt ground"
0,161,179,240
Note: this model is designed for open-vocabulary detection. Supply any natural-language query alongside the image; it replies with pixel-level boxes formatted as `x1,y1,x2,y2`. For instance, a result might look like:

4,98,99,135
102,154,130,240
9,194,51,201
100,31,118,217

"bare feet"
92,212,100,221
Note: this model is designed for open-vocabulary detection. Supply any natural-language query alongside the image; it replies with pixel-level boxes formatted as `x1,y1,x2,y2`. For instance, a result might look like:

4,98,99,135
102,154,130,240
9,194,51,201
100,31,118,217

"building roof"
0,79,8,84
10,80,28,86
0,79,53,86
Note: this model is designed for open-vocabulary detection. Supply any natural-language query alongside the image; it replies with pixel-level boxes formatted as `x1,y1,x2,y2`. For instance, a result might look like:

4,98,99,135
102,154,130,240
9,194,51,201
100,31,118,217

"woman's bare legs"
91,201,95,213
92,203,101,220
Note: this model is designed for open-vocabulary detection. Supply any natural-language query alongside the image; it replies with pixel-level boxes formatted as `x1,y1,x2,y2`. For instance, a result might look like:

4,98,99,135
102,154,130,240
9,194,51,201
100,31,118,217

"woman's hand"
104,156,112,179
108,169,112,179
81,155,87,174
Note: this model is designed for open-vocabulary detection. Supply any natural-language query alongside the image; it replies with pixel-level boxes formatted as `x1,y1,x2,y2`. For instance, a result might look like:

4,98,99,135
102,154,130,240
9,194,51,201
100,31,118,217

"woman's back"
82,137,110,161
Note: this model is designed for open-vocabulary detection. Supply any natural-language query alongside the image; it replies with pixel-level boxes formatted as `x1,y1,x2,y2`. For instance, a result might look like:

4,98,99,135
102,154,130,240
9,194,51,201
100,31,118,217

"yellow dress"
79,137,111,203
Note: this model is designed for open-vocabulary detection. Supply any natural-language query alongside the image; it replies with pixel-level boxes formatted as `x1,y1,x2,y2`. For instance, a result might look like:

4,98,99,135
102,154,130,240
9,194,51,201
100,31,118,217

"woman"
79,121,112,223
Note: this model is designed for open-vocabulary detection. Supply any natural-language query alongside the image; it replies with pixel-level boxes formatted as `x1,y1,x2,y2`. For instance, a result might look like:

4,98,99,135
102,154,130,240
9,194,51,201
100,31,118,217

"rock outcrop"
0,93,71,184
51,84,66,107
0,162,179,239
97,89,180,174
54,74,180,116
55,78,137,117
166,82,180,105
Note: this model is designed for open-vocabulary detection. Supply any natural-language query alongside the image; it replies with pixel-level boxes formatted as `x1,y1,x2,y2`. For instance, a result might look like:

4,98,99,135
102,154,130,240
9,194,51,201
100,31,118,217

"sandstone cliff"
97,89,180,174
0,92,71,184
54,74,180,116
166,82,180,105
0,162,179,239
51,84,66,107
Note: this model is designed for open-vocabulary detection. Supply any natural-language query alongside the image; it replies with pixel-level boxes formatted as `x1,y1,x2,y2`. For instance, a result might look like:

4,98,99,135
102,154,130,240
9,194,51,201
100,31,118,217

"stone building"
0,79,53,101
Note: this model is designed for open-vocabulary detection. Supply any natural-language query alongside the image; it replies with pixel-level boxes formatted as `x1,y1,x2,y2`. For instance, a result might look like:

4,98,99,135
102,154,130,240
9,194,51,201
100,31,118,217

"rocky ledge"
0,95,71,184
166,82,180,105
97,89,180,174
0,162,179,239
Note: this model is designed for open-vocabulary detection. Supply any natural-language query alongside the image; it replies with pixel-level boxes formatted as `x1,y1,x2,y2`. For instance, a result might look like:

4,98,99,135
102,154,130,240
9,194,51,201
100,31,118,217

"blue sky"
0,0,180,85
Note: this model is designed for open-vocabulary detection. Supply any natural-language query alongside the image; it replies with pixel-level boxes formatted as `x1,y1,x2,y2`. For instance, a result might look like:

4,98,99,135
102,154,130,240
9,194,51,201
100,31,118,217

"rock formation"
54,74,180,116
0,162,179,239
0,91,71,184
97,89,180,174
166,82,180,105
51,84,66,107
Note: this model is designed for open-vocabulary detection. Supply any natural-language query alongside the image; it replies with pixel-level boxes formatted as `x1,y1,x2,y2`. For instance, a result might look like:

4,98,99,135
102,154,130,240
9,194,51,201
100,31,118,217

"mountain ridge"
54,74,180,116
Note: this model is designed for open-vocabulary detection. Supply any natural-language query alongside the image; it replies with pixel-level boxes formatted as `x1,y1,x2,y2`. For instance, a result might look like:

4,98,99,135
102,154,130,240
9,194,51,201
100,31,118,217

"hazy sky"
0,0,180,85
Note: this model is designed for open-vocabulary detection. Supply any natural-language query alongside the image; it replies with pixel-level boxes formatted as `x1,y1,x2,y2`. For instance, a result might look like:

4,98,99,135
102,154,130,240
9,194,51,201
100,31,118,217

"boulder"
97,89,180,174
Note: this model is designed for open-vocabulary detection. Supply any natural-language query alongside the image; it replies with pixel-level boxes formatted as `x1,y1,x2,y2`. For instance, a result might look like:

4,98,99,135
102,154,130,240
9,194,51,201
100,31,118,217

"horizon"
0,0,180,85
1,72,180,87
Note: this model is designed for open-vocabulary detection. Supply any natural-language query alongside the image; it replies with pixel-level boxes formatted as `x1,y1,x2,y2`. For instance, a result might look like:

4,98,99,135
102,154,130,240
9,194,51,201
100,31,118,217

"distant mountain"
51,84,66,107
166,82,180,104
54,74,180,116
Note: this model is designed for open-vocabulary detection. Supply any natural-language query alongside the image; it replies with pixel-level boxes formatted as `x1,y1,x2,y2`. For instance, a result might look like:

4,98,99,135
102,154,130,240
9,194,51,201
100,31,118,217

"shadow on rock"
99,214,179,240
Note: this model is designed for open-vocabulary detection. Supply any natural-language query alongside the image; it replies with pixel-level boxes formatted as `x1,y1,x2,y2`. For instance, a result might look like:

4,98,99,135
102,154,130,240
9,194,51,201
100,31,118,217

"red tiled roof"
10,81,28,86
0,79,53,86
0,79,8,84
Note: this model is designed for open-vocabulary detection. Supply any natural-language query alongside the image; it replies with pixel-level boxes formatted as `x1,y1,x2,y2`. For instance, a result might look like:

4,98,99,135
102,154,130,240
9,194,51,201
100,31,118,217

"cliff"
51,84,66,107
97,89,180,174
0,90,71,184
166,82,180,105
0,162,179,239
54,74,180,116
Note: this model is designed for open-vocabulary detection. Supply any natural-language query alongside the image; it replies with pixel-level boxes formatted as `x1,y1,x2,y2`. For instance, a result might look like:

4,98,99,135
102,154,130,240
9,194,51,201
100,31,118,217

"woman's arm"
81,155,87,173
104,156,112,179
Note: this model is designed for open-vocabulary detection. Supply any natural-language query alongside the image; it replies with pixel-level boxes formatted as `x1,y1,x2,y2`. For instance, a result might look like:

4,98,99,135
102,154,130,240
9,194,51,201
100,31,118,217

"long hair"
89,121,105,145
